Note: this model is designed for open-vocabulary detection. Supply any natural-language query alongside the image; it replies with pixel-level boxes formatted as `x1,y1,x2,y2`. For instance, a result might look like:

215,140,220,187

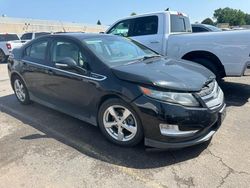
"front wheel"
98,99,143,147
12,76,31,105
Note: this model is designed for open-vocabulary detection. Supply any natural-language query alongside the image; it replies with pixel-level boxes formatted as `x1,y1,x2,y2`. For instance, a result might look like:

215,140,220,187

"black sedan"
7,33,226,149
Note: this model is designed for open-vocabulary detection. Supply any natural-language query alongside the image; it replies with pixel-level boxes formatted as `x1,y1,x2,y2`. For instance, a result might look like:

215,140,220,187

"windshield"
170,14,192,33
0,34,19,41
83,36,157,67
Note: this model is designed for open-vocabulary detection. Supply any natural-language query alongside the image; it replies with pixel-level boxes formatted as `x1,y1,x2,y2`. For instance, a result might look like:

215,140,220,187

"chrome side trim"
22,60,107,81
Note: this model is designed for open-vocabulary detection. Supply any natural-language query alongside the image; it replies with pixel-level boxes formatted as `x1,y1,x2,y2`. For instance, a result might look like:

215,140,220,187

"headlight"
140,86,200,107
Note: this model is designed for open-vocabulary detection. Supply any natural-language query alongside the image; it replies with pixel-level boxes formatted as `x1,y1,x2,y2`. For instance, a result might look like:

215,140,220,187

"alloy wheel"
103,105,138,142
14,79,26,102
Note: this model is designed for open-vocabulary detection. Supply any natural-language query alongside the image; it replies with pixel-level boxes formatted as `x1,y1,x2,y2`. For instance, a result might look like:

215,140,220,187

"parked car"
192,24,222,33
106,11,250,80
8,33,226,149
221,28,232,31
20,32,51,42
0,33,24,63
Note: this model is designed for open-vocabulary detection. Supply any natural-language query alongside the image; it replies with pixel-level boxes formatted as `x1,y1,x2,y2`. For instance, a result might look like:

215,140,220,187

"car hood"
111,58,215,92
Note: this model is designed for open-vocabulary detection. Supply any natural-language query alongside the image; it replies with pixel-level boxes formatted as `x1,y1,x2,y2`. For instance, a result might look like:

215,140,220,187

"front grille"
197,81,215,98
197,80,224,110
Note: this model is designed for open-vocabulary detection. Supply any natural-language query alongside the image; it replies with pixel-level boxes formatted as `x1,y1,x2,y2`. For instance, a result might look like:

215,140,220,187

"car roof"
192,24,208,27
48,32,117,40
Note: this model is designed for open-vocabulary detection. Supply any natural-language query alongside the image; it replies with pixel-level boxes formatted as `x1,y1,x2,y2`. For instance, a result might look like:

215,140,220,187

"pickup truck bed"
0,34,24,63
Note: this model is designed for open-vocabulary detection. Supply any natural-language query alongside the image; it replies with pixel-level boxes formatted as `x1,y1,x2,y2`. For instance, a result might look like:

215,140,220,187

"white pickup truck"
0,34,24,63
106,11,250,79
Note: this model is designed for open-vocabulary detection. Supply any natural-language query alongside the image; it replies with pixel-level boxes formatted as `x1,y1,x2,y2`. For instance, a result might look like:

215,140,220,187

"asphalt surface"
0,63,250,188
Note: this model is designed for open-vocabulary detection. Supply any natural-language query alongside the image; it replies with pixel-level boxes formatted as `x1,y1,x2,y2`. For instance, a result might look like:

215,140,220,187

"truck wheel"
98,98,143,147
190,58,222,82
0,50,6,63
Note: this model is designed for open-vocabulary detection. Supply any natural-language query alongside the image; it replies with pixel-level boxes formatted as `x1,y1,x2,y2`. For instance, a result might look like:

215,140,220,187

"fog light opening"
159,124,199,137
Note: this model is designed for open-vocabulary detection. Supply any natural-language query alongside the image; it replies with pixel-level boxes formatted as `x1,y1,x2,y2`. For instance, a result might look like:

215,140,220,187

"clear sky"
0,0,250,25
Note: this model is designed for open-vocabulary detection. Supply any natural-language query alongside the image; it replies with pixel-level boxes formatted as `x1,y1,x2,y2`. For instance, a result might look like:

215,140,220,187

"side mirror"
55,57,77,69
55,57,88,75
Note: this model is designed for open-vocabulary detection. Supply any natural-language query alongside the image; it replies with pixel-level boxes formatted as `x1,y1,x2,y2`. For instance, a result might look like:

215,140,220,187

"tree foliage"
97,20,101,25
130,12,136,16
201,18,214,25
214,7,246,26
245,14,250,25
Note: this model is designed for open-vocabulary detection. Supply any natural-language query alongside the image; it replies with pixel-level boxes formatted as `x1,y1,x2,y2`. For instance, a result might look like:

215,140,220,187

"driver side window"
51,40,87,71
108,20,132,37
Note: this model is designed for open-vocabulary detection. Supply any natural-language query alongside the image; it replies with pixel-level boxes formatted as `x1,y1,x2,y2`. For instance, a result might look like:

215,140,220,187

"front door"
42,38,99,124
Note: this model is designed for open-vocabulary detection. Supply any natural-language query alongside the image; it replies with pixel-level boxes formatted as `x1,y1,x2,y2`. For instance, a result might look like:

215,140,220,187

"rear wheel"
0,50,6,63
12,76,31,105
98,99,143,147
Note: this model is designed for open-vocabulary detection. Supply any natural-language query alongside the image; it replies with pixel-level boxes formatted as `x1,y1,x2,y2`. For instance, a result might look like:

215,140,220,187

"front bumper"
133,95,226,149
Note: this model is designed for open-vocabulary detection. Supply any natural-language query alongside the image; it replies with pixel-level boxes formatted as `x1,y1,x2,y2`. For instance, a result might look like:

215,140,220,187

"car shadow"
0,94,210,169
220,80,250,107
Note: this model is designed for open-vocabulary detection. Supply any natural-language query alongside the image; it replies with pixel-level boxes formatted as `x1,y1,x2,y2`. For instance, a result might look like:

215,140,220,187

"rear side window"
171,15,192,33
132,16,158,36
21,33,32,40
0,34,19,41
25,40,48,60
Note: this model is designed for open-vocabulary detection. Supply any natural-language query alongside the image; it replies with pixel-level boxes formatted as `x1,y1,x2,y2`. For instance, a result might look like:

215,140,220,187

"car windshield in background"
83,36,157,67
205,25,222,32
171,15,192,33
21,33,32,40
0,34,19,41
35,32,50,38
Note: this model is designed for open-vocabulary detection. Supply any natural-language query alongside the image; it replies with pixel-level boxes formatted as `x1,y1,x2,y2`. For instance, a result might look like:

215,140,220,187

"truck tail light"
6,43,12,50
177,12,183,16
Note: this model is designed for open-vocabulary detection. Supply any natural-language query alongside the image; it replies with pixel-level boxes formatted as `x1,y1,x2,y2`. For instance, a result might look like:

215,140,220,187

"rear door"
21,38,52,100
129,15,163,54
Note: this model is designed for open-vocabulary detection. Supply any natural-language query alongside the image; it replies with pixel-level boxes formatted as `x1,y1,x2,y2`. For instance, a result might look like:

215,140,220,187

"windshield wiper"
142,55,161,60
124,55,161,66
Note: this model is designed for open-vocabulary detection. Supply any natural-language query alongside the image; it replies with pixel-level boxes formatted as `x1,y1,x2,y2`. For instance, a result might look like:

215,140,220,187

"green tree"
97,20,101,25
214,7,246,26
130,12,136,16
201,18,214,25
245,14,250,25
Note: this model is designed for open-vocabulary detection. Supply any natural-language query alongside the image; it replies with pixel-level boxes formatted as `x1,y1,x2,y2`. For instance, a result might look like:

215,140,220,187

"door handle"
150,41,160,44
47,69,54,75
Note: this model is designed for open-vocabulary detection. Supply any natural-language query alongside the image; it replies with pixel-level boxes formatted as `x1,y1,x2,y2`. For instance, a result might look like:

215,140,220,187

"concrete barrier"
0,17,107,34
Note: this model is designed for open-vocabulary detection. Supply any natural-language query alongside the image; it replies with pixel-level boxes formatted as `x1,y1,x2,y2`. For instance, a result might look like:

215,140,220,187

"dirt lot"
0,64,249,188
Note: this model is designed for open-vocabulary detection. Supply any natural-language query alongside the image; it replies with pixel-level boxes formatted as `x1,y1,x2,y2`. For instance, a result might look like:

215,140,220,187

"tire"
98,98,143,147
12,75,31,105
190,58,222,82
0,49,6,63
